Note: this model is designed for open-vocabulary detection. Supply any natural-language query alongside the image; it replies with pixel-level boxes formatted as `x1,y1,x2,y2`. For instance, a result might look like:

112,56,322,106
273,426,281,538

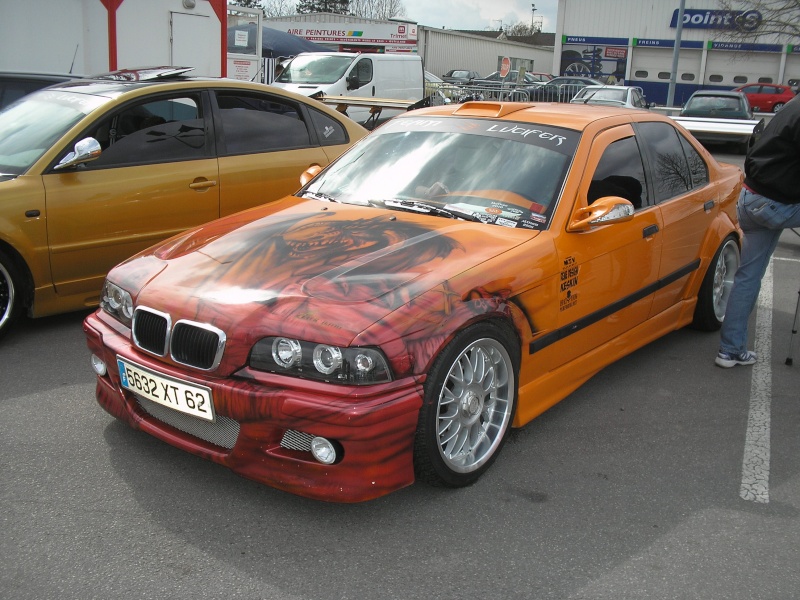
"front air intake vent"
170,320,226,371
132,308,170,356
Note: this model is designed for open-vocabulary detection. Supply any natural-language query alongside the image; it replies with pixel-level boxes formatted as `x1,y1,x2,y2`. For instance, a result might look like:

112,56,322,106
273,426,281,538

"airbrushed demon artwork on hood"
85,101,742,501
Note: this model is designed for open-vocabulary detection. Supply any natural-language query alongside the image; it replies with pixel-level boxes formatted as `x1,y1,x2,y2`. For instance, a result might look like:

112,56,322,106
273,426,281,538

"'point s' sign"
670,9,762,32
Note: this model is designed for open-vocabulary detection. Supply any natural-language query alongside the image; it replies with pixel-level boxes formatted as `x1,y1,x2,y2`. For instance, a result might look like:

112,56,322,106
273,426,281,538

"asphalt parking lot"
1,150,799,600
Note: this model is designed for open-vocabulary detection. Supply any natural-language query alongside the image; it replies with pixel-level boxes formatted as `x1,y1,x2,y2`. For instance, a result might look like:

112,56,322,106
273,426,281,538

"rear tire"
0,249,24,340
692,236,740,331
414,322,519,488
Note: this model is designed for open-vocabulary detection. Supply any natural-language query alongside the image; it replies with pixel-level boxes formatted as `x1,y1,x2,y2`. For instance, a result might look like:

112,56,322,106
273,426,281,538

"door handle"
189,179,217,190
642,224,659,238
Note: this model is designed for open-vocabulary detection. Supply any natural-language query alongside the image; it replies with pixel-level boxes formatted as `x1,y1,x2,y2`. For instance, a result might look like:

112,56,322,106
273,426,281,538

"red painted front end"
84,310,424,502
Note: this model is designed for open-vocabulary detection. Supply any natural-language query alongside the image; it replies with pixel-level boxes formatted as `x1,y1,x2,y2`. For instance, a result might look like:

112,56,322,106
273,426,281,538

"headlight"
101,280,134,327
250,337,392,385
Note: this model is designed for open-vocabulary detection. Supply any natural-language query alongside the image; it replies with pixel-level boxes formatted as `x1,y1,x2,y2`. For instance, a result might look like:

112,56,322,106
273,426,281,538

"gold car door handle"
189,179,218,190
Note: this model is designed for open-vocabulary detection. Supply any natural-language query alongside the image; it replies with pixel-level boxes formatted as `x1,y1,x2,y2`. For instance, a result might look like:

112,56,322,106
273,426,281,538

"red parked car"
733,83,796,113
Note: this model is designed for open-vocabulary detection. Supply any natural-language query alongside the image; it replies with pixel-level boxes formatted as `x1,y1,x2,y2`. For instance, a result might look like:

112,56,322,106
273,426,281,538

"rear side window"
307,107,349,146
215,91,311,154
637,121,707,202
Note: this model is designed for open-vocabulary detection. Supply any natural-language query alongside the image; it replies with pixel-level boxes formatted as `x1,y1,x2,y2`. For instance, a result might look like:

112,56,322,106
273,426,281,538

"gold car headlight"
250,337,392,385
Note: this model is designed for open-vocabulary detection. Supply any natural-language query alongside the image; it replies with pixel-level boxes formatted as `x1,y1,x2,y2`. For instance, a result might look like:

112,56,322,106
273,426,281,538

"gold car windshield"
303,116,579,230
0,89,109,176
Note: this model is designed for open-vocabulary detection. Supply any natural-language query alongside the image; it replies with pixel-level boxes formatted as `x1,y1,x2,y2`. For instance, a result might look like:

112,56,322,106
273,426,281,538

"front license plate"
117,357,216,422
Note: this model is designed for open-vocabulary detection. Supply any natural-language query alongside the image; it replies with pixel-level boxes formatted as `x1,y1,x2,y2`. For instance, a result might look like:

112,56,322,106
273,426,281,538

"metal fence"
425,82,589,106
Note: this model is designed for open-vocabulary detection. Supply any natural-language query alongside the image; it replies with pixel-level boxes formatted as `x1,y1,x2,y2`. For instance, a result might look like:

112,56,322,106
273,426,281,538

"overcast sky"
401,0,558,32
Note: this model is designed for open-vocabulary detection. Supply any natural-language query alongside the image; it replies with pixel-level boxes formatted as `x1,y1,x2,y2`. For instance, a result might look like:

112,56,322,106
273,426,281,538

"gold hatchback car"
0,67,367,338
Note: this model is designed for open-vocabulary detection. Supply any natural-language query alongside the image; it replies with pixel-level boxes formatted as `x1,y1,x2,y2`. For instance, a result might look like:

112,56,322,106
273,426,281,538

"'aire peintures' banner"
268,20,418,53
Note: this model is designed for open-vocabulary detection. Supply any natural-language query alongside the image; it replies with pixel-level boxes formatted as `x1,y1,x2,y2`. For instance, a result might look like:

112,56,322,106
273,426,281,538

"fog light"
310,436,337,465
90,354,107,376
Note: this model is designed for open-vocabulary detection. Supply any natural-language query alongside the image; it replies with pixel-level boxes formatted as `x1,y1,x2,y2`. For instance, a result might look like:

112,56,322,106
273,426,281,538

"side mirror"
54,137,102,171
567,196,634,232
300,164,323,186
346,72,360,90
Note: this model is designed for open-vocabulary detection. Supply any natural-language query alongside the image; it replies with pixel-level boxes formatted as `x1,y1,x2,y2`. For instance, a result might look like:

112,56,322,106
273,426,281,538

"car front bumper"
84,311,424,502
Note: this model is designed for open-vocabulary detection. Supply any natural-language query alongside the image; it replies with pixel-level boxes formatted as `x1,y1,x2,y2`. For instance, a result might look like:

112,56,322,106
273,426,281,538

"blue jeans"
719,188,800,354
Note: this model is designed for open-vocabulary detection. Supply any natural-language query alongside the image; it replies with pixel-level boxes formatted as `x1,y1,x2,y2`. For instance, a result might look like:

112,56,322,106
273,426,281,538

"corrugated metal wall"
418,28,554,79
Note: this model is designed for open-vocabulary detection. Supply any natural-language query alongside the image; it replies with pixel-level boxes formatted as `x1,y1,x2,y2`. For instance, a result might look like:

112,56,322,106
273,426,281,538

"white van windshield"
276,55,354,85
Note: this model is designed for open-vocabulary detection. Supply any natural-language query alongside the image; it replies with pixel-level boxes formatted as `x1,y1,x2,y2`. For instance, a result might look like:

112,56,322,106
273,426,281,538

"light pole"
531,4,536,30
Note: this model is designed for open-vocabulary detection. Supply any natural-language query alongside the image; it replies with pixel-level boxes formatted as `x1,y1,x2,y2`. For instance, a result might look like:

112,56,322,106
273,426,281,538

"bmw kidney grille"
132,307,226,370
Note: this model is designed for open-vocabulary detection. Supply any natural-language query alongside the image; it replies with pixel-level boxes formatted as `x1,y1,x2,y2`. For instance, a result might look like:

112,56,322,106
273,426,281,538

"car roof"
689,90,745,98
0,71,85,82
399,100,670,131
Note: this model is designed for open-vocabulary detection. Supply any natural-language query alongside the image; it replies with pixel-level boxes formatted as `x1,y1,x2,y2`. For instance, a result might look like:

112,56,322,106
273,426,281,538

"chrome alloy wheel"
0,260,14,331
713,238,740,321
435,338,514,474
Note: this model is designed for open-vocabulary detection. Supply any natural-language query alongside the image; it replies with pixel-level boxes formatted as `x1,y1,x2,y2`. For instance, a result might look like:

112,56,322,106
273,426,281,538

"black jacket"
744,95,800,205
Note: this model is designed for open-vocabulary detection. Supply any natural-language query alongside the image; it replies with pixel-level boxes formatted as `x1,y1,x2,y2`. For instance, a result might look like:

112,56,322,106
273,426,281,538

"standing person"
716,94,800,368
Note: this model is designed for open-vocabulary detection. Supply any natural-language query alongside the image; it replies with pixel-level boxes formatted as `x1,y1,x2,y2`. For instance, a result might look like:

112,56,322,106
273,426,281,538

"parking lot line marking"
739,259,773,504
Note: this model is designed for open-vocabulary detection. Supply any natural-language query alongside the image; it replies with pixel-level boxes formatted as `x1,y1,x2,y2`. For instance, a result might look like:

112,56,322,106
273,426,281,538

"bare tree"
506,22,539,36
349,0,407,20
228,0,265,10
715,0,800,41
261,0,297,17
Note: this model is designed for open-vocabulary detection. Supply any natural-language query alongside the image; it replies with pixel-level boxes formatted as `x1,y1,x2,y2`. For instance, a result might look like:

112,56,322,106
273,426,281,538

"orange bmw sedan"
0,67,367,339
85,101,742,502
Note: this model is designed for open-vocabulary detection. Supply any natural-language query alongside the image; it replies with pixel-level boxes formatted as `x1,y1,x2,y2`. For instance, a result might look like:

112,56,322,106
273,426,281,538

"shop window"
757,77,773,83
681,73,695,81
708,74,723,83
733,75,748,84
634,70,648,78
658,72,671,80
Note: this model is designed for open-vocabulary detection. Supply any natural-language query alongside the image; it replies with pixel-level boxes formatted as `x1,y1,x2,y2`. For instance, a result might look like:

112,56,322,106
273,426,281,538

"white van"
272,52,423,124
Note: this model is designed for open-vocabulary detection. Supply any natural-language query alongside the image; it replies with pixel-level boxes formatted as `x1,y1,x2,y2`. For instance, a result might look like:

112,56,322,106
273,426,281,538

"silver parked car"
570,85,651,109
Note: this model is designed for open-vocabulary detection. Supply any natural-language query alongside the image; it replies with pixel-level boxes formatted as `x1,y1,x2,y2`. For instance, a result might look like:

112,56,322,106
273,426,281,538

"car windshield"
0,89,108,175
302,116,579,231
276,55,354,85
685,96,742,112
577,88,626,102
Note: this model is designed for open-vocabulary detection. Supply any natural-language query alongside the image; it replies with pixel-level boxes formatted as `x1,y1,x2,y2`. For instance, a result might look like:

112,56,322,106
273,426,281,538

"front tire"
692,236,740,331
0,249,24,340
414,322,519,487
772,102,784,113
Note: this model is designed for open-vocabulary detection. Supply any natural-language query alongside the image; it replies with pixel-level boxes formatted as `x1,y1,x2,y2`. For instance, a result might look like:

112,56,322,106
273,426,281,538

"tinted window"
87,94,208,168
637,121,702,202
588,136,647,210
216,92,311,154
678,134,709,189
307,107,348,146
0,79,48,108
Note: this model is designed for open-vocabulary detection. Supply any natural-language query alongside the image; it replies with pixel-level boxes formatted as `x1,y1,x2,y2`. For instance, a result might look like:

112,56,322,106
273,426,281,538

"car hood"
114,197,536,348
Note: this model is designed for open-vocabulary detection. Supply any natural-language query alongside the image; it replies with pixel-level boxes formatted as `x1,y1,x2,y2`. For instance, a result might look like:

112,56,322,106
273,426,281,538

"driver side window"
85,94,208,169
588,136,648,210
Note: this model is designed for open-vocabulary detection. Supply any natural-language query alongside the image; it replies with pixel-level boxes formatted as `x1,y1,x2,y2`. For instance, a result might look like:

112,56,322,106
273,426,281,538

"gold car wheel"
0,250,21,339
414,322,518,487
